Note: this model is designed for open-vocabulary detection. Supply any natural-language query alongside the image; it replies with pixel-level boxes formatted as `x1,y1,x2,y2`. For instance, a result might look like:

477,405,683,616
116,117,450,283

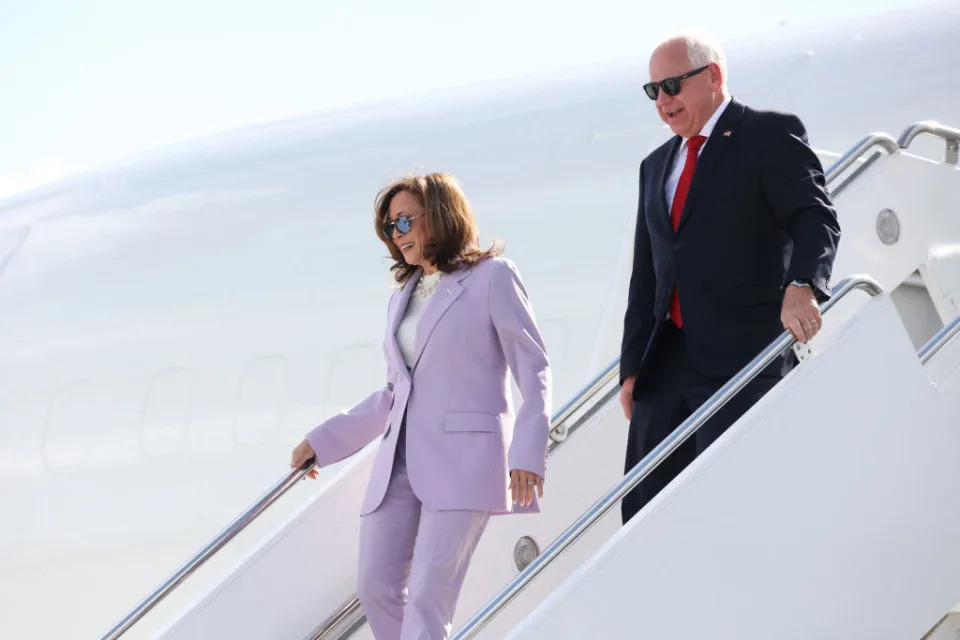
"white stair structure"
926,611,960,640
465,127,960,640
503,295,960,640
472,128,960,639
98,121,960,640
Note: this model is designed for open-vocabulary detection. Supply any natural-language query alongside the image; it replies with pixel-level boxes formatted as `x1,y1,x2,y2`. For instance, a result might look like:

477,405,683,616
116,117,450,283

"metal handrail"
824,132,899,184
918,313,960,365
452,275,884,639
101,350,631,640
548,358,620,446
99,465,315,640
811,119,960,196
310,595,366,640
897,121,960,164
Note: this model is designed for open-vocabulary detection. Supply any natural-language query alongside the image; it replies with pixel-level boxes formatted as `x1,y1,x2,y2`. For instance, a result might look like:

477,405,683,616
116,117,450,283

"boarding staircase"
101,121,960,640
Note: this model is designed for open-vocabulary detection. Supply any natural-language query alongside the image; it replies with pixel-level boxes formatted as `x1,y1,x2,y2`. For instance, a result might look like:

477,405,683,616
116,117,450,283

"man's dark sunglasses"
382,213,422,237
643,65,710,100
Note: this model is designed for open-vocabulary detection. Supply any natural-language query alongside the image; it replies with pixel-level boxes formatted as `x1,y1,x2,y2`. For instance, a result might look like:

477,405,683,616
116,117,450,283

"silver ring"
526,480,536,485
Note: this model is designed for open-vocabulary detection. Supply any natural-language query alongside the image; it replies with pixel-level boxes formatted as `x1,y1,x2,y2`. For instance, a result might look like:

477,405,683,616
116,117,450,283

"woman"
289,172,551,640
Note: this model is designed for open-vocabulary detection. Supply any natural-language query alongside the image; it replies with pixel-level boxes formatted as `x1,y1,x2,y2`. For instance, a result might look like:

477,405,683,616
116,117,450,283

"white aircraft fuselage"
1,4,958,638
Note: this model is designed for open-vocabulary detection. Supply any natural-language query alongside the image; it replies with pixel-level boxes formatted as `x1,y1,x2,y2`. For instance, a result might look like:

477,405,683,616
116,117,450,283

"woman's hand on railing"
291,439,319,479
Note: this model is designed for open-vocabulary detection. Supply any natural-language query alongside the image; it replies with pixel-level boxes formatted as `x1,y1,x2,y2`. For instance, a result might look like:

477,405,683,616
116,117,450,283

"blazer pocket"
442,411,501,433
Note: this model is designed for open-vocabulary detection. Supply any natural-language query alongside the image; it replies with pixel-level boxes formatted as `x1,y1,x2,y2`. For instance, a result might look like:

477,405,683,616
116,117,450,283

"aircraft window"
43,383,97,468
235,355,288,445
140,368,193,457
323,343,380,416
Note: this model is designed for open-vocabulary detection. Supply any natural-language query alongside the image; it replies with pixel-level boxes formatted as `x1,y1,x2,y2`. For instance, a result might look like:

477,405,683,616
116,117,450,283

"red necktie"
669,134,707,328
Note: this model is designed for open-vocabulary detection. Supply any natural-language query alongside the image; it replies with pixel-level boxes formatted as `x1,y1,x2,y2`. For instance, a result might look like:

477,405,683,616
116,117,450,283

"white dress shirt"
665,94,732,212
396,271,443,369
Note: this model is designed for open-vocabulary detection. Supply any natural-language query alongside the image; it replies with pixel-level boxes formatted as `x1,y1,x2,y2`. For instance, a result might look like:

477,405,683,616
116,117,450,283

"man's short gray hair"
659,32,728,88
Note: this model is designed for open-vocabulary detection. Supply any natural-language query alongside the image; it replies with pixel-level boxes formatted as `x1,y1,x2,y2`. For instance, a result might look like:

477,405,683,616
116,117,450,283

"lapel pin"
722,130,732,137
445,288,452,296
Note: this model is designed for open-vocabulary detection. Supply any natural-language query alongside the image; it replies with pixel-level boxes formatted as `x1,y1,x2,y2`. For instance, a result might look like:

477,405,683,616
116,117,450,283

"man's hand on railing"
781,284,823,343
291,439,319,479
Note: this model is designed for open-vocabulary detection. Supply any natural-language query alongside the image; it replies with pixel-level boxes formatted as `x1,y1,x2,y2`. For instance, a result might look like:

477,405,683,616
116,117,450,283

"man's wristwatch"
788,279,813,289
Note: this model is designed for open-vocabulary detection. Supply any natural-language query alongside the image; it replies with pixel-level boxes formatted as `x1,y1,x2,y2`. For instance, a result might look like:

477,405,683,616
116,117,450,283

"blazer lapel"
677,99,745,234
386,272,417,379
409,268,470,373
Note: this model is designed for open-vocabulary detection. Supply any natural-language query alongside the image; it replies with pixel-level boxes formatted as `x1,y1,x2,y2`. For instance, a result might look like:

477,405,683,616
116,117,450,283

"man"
619,33,840,524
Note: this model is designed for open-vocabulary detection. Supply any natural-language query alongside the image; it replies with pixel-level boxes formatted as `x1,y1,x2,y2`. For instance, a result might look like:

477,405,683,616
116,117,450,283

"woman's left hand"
509,469,544,506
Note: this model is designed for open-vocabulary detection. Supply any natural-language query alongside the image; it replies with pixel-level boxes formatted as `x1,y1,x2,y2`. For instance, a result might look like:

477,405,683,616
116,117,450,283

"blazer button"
673,242,680,250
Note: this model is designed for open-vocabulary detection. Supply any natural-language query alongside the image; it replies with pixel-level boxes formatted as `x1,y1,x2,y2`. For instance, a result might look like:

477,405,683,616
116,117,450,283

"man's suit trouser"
357,421,490,640
621,322,781,524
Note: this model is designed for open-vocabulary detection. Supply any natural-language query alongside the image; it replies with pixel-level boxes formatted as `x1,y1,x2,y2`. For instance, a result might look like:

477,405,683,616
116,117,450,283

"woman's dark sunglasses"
382,213,422,237
643,65,710,100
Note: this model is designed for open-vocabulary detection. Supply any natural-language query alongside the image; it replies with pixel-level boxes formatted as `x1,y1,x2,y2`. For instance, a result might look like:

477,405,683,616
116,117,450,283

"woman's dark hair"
374,172,502,283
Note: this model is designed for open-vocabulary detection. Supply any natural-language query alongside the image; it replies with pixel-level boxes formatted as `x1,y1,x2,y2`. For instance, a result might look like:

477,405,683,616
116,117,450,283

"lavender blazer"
305,257,552,515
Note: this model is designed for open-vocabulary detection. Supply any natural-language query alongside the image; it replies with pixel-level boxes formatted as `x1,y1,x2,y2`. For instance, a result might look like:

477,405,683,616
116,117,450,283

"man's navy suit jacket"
620,99,841,387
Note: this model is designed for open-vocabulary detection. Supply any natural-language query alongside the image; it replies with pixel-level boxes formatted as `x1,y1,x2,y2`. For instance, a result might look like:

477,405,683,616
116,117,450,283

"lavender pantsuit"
305,257,551,639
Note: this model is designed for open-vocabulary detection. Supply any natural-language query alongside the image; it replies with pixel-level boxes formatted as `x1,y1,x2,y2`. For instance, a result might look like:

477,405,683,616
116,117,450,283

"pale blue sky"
0,0,933,198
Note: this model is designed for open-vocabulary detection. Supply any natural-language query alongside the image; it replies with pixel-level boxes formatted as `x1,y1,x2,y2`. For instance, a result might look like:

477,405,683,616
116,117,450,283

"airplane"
1,2,959,638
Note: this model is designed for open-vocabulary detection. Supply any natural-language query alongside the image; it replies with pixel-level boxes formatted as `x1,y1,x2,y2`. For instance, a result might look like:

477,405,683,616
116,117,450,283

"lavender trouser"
357,422,491,640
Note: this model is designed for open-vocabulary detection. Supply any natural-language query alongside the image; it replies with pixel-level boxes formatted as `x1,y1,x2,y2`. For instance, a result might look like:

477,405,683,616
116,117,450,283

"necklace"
416,272,442,298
